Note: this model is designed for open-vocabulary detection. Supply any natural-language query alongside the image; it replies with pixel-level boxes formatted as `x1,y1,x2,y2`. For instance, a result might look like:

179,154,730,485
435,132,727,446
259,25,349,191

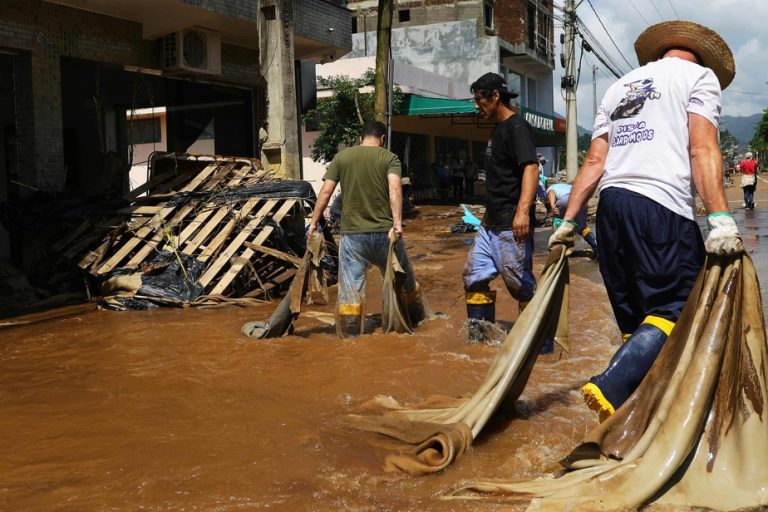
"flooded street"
1,185,766,511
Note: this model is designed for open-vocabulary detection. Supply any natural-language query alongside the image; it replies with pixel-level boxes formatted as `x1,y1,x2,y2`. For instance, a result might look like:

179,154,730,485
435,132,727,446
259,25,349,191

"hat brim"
634,21,735,89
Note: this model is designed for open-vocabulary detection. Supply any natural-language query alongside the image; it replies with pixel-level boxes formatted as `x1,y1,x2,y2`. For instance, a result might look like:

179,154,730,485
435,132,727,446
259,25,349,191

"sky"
552,0,768,130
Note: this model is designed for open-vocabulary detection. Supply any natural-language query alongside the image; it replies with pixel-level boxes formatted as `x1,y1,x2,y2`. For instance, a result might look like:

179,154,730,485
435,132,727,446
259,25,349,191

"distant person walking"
739,151,758,209
451,159,465,200
463,159,478,197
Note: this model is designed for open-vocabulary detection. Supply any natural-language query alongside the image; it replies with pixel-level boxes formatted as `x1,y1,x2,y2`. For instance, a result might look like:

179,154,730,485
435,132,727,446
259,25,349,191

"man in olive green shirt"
308,121,424,337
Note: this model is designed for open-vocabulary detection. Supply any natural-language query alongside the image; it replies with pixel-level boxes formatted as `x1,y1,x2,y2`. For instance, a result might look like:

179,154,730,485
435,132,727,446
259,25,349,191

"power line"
628,0,651,25
724,90,768,97
576,20,630,77
666,0,680,18
648,0,666,22
584,0,633,69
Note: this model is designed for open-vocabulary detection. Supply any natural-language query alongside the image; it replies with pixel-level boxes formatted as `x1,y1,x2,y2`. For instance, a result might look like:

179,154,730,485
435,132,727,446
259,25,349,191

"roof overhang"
45,0,260,48
401,95,566,146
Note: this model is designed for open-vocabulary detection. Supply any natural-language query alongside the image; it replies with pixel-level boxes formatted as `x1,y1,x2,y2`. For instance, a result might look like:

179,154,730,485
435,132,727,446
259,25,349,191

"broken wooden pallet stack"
53,154,315,304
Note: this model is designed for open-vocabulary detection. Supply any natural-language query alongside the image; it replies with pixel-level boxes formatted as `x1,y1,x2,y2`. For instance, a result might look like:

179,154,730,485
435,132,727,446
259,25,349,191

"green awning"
401,95,478,115
402,95,565,134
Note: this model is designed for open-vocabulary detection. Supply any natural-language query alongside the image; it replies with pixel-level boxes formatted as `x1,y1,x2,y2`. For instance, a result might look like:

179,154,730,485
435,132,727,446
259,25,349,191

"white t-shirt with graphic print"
593,57,722,220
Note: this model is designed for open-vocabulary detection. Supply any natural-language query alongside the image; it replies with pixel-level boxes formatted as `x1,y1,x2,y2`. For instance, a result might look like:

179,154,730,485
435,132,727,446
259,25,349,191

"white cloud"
553,0,768,129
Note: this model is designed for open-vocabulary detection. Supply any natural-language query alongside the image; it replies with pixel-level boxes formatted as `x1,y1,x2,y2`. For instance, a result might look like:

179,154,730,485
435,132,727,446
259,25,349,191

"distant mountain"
721,113,762,146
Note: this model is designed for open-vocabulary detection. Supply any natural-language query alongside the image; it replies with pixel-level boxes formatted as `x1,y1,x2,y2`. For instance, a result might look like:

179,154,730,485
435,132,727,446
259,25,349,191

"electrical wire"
666,0,680,18
576,20,629,78
584,0,633,69
627,0,651,25
648,0,667,22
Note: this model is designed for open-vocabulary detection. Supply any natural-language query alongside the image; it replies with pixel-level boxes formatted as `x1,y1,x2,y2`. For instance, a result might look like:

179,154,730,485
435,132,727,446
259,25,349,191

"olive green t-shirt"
323,145,401,234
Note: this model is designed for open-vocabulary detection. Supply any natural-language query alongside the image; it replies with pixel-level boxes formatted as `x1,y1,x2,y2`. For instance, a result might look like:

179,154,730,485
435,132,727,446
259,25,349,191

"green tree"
719,129,739,168
303,69,404,163
749,107,768,168
559,132,592,173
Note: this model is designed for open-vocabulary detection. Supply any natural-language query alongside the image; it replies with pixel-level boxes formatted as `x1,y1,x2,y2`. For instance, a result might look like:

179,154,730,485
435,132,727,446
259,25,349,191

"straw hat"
634,21,735,89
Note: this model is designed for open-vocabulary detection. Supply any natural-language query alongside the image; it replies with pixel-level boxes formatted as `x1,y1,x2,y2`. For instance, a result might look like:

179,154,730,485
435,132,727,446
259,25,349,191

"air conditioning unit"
161,28,222,76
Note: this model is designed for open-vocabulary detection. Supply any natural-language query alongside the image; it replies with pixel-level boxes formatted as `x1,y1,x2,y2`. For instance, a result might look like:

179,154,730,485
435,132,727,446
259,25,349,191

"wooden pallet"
52,154,313,302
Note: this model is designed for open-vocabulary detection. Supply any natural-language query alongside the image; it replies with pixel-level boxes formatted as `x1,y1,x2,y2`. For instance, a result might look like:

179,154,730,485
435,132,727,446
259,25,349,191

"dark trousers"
596,188,705,335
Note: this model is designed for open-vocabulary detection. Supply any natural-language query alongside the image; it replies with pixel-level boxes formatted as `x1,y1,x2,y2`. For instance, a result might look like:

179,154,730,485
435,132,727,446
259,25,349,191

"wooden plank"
94,162,219,275
195,197,261,262
207,199,297,295
243,242,303,267
174,163,252,249
198,199,281,288
117,205,164,215
119,163,237,269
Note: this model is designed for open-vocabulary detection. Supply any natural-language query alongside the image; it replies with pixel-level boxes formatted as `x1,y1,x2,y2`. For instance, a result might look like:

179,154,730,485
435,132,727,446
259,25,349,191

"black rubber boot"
466,291,496,343
582,317,673,420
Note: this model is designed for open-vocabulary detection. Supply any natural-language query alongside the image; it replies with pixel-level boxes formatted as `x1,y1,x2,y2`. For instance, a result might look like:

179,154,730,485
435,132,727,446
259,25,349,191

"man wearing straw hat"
549,21,744,421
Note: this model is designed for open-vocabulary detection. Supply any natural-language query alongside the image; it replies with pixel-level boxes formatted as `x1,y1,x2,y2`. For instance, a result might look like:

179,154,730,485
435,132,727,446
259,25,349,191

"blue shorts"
337,232,417,306
596,188,704,334
462,226,536,301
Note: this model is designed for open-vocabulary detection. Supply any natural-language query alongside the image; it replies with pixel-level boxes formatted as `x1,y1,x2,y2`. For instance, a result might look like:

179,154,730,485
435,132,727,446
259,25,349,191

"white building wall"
349,20,499,91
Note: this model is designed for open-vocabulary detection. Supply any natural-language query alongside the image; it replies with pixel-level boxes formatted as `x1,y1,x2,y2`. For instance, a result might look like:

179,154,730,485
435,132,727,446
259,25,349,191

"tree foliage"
303,69,404,163
719,129,739,167
750,107,768,165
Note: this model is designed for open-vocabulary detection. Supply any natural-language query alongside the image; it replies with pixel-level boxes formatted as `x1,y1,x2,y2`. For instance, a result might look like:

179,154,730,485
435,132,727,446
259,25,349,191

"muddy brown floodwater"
1,200,765,511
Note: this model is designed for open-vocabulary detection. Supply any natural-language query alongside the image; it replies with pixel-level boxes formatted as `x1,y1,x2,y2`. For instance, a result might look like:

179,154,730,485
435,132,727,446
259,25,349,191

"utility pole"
563,0,578,182
375,0,393,126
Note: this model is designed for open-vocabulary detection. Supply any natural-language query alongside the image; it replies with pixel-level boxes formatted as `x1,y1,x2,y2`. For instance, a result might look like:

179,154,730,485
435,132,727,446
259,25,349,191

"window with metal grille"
398,9,410,22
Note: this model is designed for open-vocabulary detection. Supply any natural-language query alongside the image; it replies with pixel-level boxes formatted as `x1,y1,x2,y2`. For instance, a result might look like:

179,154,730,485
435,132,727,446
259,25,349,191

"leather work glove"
548,220,578,252
552,217,563,229
705,213,744,256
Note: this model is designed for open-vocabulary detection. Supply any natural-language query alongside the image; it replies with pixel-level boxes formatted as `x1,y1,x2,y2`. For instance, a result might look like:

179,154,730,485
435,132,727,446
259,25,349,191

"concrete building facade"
0,0,351,265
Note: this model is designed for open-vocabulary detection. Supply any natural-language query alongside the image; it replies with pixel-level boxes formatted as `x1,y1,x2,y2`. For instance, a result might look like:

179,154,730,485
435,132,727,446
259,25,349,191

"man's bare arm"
689,113,729,214
307,179,337,237
512,162,540,240
388,173,403,236
564,135,608,222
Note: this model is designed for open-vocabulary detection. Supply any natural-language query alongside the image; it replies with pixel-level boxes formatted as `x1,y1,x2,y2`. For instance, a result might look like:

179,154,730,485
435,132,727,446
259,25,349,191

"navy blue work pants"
596,188,705,335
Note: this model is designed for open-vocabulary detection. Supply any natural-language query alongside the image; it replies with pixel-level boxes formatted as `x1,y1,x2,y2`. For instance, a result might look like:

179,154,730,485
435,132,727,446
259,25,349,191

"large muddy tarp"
382,232,413,334
343,245,570,475
241,232,328,339
451,254,768,511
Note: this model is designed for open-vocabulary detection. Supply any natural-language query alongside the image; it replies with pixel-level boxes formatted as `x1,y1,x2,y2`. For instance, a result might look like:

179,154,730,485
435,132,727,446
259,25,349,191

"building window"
128,117,161,144
505,70,522,100
484,2,494,28
351,15,358,34
398,9,411,23
527,77,537,109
